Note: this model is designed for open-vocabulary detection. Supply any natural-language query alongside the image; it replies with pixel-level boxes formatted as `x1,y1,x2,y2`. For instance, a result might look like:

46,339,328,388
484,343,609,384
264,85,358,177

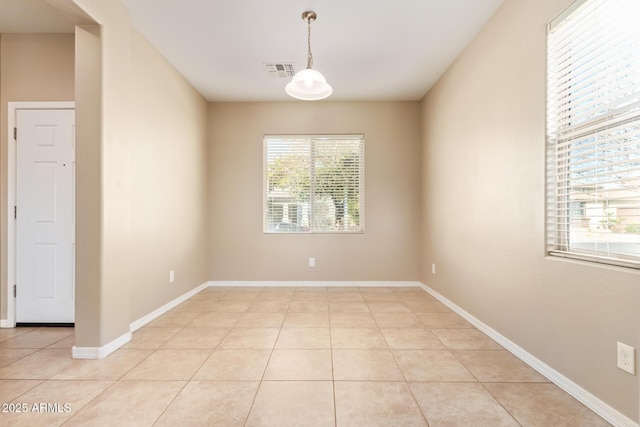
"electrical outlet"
432,263,436,274
309,258,315,267
617,342,635,375
169,270,175,283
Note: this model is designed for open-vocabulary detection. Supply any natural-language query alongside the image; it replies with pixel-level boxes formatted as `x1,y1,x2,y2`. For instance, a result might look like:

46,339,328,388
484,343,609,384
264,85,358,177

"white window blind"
264,135,364,233
546,0,640,268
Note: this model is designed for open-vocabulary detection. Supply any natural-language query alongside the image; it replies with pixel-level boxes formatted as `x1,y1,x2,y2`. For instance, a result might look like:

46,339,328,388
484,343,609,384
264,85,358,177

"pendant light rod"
302,11,316,69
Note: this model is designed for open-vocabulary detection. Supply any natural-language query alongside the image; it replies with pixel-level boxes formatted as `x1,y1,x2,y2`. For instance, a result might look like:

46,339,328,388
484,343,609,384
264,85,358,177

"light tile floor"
0,286,611,426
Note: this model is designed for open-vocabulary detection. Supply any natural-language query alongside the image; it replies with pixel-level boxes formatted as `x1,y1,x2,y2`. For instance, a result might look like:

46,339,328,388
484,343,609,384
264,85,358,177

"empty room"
0,0,638,426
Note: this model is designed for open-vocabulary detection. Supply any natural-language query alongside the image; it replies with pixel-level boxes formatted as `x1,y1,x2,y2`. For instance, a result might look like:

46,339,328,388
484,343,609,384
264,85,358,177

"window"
546,0,640,268
264,135,364,233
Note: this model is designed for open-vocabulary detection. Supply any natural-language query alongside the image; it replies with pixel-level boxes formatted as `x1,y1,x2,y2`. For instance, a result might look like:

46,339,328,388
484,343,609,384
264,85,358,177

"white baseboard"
418,282,638,427
209,280,422,288
129,281,210,332
72,331,132,359
72,281,209,359
0,319,15,328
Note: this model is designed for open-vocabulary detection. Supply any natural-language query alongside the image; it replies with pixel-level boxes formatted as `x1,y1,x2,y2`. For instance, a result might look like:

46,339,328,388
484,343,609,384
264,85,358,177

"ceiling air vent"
264,63,295,78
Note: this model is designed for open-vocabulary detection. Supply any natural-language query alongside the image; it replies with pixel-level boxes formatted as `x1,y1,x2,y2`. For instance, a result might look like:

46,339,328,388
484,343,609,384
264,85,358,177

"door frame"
4,101,75,328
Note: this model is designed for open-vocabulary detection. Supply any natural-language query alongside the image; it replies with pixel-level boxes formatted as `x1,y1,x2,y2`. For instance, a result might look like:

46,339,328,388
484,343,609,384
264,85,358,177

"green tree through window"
264,135,364,233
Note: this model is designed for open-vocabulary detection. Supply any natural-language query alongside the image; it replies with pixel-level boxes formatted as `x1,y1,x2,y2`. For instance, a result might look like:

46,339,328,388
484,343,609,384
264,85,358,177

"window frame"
263,134,365,234
545,0,640,270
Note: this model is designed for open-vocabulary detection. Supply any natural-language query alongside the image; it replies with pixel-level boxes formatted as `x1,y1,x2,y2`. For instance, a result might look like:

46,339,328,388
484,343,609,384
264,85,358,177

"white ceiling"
1,0,504,102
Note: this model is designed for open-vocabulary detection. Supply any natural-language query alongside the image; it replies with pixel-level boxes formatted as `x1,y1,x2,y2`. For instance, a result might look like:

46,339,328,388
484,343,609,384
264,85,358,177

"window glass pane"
264,135,364,233
265,139,311,232
546,0,640,268
313,140,362,231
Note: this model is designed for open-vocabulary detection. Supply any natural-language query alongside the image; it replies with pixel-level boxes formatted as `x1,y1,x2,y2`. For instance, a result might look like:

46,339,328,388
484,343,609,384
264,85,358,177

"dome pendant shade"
285,69,333,100
286,11,332,101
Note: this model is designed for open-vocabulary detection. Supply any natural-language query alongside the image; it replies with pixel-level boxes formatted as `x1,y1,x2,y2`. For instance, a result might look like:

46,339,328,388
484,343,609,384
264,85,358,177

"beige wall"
208,102,422,281
0,33,75,319
128,29,209,321
2,0,637,420
72,0,210,346
420,0,640,421
72,0,132,347
0,0,208,347
74,23,102,346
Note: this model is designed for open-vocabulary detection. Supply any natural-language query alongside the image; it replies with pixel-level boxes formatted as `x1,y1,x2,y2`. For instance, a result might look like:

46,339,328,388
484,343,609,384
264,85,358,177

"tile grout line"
328,294,338,427
131,294,241,426
63,317,197,426
404,380,433,426
242,291,286,426
59,376,123,425
374,298,433,426
0,347,44,371
477,381,525,427
2,287,612,426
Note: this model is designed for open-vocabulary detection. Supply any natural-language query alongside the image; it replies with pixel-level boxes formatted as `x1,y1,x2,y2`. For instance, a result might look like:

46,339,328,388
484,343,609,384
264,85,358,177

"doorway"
8,102,75,325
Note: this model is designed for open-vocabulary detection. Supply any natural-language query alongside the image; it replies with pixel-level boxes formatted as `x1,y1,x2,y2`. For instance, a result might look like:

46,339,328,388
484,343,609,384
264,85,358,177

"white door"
16,108,75,323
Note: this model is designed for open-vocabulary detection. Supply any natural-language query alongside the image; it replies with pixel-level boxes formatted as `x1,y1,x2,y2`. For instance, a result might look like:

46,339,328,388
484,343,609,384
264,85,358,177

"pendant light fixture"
285,11,333,100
